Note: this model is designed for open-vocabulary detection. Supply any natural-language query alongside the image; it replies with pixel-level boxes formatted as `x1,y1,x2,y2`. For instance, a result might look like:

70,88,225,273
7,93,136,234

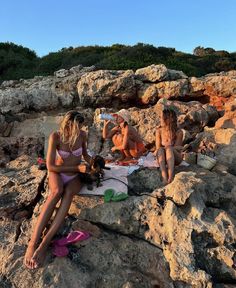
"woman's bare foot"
24,242,38,269
162,179,168,186
31,242,48,268
168,174,174,184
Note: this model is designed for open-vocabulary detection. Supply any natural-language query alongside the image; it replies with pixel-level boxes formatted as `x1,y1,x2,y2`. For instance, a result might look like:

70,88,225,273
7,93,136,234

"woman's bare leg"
123,149,132,160
165,146,175,183
129,142,146,159
123,140,136,160
112,134,133,161
173,148,183,165
112,134,122,148
112,134,137,161
112,134,126,160
24,172,63,269
32,177,82,267
157,148,168,184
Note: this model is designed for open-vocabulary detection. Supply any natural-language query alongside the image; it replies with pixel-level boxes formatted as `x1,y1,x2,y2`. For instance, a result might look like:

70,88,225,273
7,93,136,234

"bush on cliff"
0,42,236,82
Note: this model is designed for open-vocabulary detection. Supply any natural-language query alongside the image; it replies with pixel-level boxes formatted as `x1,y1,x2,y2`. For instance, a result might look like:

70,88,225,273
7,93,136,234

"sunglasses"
74,113,84,123
67,111,85,123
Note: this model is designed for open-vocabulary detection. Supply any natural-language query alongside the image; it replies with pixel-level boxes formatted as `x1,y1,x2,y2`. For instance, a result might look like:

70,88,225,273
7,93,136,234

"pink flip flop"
53,231,90,247
52,245,69,257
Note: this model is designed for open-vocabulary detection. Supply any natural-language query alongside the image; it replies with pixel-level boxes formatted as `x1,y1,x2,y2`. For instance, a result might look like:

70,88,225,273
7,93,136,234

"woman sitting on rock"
24,110,92,269
102,109,146,161
155,107,183,184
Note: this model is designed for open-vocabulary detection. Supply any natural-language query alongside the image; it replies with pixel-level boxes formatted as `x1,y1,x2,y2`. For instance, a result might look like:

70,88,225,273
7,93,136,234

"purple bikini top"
57,147,83,159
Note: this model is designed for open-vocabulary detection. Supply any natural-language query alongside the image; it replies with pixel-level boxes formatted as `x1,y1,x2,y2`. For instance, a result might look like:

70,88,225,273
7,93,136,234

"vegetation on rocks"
1,42,236,82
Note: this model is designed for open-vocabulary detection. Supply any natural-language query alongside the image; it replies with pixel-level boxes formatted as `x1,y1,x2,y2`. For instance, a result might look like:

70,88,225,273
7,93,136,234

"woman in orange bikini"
103,109,146,161
24,110,92,269
155,107,183,184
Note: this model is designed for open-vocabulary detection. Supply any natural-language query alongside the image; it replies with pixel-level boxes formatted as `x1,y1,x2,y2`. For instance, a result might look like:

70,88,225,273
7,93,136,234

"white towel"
79,164,129,196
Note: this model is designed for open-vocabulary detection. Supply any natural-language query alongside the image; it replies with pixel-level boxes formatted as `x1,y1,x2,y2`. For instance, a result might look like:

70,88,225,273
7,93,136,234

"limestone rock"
0,155,46,219
135,64,169,82
168,69,188,81
190,128,236,175
128,167,163,194
189,71,236,110
54,69,70,78
215,99,236,129
160,169,236,286
0,66,96,114
155,79,189,99
137,83,158,104
2,230,173,288
77,69,136,107
0,136,44,165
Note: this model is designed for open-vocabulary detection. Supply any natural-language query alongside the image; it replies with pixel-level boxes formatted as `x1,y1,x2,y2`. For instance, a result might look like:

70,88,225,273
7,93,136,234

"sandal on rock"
52,245,69,257
104,189,115,203
53,231,90,246
111,192,129,202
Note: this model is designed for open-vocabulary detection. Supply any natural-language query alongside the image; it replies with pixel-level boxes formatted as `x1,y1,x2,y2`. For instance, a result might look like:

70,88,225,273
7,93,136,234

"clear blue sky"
1,0,236,57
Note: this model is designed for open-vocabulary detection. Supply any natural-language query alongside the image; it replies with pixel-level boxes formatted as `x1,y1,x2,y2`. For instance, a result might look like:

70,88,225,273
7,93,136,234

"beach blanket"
80,164,129,196
79,153,189,196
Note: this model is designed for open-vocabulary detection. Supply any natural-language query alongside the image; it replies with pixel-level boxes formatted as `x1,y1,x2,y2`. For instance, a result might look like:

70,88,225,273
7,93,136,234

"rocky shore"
0,64,236,287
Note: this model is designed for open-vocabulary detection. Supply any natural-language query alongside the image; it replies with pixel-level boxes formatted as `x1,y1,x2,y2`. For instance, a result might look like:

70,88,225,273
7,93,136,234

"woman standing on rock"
155,107,183,184
102,109,146,161
24,110,92,269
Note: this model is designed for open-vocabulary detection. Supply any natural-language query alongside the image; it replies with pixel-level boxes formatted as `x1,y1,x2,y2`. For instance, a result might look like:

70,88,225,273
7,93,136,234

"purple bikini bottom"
60,173,78,185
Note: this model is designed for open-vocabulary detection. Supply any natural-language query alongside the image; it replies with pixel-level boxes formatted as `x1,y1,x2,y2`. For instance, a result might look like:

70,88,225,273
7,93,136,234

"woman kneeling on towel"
24,110,92,269
103,109,146,161
155,106,183,184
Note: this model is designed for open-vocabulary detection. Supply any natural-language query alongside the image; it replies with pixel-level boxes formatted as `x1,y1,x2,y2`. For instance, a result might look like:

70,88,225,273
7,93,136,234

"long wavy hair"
59,110,84,149
161,108,178,145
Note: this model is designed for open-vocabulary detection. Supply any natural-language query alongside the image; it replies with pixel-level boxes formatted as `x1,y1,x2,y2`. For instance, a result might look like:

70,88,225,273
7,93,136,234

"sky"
1,0,236,57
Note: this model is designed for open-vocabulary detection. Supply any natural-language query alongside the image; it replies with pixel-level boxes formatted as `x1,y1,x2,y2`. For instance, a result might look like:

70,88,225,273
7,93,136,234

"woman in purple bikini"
24,110,92,269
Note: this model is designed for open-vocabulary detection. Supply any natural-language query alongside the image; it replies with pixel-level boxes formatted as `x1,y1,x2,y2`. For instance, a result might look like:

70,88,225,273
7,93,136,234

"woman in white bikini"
24,110,92,269
103,109,146,161
155,107,183,184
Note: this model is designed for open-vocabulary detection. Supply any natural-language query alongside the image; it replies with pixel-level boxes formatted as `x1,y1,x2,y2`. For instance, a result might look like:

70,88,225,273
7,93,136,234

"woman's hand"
77,164,89,173
111,146,117,152
55,157,64,166
104,120,111,126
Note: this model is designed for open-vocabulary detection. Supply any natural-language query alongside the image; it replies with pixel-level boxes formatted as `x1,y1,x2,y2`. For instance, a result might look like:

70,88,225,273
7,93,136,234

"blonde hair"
59,110,84,149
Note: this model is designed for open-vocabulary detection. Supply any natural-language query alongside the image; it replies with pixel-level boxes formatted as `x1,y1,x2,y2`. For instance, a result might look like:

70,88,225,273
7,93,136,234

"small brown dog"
78,155,110,190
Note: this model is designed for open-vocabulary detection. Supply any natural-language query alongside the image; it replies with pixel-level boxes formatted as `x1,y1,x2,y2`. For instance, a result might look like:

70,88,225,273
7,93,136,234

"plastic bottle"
99,113,115,121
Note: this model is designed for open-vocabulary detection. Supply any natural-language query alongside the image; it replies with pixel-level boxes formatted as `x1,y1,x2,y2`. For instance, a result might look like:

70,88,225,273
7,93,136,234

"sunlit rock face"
0,65,95,114
0,64,236,287
1,64,235,114
77,69,137,107
215,99,236,129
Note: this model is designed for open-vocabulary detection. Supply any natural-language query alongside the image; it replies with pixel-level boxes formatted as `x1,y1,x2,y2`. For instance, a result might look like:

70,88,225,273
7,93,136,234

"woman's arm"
154,128,162,155
111,125,129,151
46,132,84,173
102,120,119,139
174,129,184,151
81,131,92,165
